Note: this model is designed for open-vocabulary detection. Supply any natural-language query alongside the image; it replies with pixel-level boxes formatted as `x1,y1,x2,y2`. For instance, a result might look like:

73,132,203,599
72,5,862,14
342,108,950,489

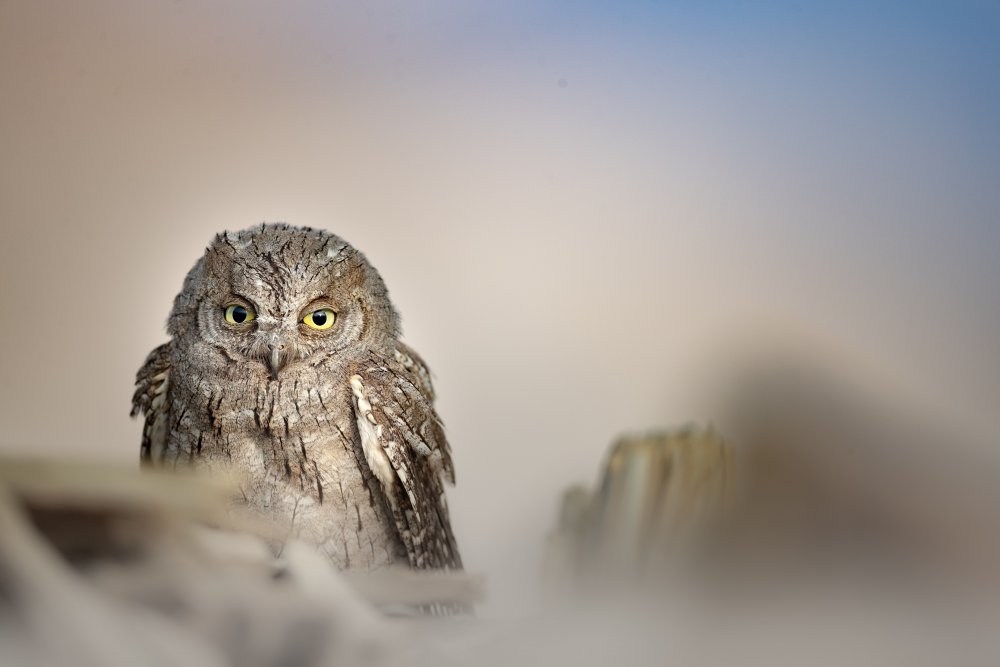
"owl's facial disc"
217,297,345,378
180,225,398,382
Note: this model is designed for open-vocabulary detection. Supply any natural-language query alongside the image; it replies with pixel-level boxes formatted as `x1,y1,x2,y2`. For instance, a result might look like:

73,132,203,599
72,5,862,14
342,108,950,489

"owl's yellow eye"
303,308,336,330
224,304,255,325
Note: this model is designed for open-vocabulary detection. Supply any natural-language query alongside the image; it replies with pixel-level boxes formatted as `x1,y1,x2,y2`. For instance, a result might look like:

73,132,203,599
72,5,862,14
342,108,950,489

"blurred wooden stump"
547,363,1000,605
545,426,734,594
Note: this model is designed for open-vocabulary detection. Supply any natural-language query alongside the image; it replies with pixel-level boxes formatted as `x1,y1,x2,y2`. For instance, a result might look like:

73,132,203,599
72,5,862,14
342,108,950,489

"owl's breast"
162,367,407,569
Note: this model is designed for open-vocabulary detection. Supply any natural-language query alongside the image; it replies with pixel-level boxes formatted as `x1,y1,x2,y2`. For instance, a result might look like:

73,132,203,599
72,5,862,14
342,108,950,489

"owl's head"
168,223,399,378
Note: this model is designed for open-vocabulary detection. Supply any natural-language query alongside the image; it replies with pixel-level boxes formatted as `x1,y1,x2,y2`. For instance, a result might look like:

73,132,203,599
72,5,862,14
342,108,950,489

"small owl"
131,223,462,571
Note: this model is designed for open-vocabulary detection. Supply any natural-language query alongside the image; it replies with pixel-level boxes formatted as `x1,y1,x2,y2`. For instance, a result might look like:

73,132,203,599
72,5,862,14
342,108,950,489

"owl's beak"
268,345,288,378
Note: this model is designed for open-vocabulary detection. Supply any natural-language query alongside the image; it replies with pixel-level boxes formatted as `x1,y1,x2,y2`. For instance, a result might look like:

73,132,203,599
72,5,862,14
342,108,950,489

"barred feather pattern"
131,343,171,464
349,349,461,570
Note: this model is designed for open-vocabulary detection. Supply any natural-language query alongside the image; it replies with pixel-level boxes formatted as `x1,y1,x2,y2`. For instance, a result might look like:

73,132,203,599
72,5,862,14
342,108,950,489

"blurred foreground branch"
0,460,481,667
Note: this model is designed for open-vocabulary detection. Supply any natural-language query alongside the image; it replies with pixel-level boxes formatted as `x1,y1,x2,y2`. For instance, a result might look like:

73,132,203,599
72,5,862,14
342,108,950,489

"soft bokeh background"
1,1,997,615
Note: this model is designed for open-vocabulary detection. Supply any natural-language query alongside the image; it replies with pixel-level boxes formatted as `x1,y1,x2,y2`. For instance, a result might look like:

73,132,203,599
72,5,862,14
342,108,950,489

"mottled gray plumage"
131,223,462,571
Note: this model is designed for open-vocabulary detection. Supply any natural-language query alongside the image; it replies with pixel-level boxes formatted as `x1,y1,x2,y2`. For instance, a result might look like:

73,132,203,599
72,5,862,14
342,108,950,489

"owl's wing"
349,348,461,570
131,342,172,465
392,341,437,403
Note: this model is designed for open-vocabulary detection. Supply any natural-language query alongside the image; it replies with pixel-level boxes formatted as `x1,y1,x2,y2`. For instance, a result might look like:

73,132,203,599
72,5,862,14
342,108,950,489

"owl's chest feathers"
165,369,361,479
162,364,406,569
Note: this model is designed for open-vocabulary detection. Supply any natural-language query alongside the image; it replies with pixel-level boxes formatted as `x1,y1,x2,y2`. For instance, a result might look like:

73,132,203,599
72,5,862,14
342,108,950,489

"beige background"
1,1,997,615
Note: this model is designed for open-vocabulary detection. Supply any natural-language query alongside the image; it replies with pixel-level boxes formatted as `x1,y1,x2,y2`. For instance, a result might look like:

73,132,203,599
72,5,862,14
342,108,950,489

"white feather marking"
150,372,169,410
149,410,168,460
149,372,170,460
350,375,395,491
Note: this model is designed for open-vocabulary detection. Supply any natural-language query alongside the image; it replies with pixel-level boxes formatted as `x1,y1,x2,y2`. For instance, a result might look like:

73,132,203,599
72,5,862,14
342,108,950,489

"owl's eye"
224,304,255,325
303,308,336,331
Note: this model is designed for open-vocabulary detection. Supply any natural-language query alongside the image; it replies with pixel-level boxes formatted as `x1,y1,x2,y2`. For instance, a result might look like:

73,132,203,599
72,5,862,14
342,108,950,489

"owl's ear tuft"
202,233,243,279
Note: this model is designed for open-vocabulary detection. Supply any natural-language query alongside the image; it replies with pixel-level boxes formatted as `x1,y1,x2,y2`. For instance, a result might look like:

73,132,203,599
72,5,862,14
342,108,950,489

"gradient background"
1,1,998,615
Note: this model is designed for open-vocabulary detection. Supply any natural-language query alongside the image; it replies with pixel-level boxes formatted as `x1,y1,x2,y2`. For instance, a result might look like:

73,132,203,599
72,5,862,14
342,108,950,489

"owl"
131,223,461,572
